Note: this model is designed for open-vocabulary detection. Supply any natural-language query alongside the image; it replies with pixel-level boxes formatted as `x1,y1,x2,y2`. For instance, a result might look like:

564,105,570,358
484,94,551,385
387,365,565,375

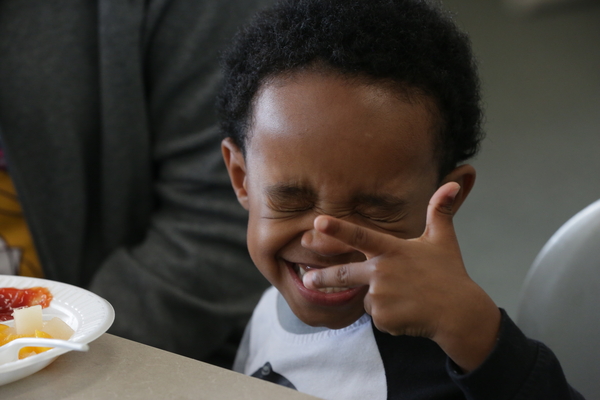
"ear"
221,138,249,210
439,164,476,214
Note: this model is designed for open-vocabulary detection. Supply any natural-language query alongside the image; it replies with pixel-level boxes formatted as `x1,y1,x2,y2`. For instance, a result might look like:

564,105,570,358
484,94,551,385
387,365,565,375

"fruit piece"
18,350,37,359
19,330,54,357
0,332,26,347
13,305,43,335
42,317,74,340
0,302,75,361
0,324,16,338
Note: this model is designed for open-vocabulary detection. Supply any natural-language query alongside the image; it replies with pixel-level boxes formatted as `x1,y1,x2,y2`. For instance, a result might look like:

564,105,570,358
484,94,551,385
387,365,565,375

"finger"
422,182,460,243
301,229,358,256
302,262,371,290
313,216,390,258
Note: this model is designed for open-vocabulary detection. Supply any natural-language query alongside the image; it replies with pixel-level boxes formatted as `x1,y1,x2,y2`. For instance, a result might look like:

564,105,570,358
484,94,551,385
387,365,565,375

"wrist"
433,293,501,373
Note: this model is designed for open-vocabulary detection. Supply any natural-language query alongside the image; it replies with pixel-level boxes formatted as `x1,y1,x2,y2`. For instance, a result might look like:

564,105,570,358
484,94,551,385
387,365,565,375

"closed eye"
356,210,407,223
265,182,316,216
353,193,409,224
267,204,313,213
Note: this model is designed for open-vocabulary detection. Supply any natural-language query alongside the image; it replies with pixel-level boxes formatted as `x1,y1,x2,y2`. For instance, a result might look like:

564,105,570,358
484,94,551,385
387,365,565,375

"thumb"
422,182,461,242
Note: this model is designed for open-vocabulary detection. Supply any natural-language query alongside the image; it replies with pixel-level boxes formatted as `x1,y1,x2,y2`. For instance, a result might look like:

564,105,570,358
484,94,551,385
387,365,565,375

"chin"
294,307,366,330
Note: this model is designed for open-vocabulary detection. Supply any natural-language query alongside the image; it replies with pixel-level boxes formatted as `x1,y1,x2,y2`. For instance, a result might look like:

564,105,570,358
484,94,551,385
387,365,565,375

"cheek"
246,214,269,265
246,214,292,270
399,205,430,239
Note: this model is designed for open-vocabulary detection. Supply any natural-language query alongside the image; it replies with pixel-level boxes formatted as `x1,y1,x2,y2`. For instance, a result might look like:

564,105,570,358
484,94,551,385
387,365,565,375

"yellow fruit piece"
2,312,74,360
0,324,56,359
1,333,27,347
0,327,11,345
18,330,55,359
18,350,37,359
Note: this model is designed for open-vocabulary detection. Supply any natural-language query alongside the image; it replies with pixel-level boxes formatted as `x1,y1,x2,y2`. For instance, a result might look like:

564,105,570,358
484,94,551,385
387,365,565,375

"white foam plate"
0,275,114,386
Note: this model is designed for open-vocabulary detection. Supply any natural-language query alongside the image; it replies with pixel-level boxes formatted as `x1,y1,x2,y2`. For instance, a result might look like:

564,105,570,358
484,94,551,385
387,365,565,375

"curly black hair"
217,0,484,178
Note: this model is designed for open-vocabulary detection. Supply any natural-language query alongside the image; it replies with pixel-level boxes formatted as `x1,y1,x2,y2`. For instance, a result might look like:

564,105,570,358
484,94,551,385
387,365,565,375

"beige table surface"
0,333,320,399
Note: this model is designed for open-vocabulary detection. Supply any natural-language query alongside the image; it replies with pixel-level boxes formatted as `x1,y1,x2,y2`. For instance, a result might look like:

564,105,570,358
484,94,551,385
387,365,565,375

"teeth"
296,264,308,280
317,287,348,293
295,264,348,293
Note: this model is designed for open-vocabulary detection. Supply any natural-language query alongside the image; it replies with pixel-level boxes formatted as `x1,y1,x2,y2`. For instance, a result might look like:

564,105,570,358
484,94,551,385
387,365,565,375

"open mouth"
292,263,350,294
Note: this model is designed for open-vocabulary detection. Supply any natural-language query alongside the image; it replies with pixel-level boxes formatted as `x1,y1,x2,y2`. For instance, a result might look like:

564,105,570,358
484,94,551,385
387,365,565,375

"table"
0,334,320,399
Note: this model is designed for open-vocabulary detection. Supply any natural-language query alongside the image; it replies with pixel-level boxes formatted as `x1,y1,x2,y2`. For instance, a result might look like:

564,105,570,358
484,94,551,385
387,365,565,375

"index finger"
302,262,371,290
313,215,390,258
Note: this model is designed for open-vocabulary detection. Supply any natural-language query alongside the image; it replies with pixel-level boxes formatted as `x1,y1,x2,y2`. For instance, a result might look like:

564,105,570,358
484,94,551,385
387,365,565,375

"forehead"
246,72,438,192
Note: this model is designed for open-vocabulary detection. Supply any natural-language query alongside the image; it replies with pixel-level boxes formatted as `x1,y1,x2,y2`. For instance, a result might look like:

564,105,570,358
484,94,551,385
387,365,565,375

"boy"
217,0,583,398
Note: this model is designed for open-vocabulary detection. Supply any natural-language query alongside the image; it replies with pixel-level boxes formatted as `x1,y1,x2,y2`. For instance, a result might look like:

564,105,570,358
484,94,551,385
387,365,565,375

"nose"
301,229,359,258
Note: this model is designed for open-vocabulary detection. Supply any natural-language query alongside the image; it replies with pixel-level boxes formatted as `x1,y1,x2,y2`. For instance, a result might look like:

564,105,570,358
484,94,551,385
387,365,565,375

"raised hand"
302,182,501,372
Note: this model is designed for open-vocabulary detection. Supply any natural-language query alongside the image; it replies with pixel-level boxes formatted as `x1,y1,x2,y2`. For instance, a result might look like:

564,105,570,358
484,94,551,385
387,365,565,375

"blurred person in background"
0,0,271,368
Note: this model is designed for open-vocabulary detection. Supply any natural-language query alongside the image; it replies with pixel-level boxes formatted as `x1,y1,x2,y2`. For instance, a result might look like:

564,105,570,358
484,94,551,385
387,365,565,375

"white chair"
517,199,600,400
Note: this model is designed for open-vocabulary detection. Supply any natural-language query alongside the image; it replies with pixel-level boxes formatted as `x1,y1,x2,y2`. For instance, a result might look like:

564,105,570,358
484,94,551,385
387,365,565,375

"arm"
451,310,585,400
89,0,270,366
303,183,584,398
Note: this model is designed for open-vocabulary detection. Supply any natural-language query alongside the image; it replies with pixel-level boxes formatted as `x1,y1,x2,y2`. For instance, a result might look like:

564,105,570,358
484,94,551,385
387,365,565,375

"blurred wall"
441,0,600,316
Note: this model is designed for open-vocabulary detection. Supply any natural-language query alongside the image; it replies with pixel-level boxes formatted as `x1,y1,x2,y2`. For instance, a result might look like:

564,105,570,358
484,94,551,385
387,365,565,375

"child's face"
223,72,443,329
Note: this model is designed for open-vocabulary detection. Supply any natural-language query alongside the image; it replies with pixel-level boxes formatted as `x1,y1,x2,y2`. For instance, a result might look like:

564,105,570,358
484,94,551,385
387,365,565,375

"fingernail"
442,184,461,213
302,271,314,289
314,216,328,231
302,273,309,288
301,230,314,247
448,184,461,201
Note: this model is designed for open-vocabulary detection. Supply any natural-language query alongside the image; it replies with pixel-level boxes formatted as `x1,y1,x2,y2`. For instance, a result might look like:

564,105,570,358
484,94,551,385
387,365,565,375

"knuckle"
335,265,350,286
439,205,454,216
328,219,342,235
370,309,393,333
369,305,381,321
370,263,384,279
369,262,390,283
352,225,368,246
432,198,454,216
